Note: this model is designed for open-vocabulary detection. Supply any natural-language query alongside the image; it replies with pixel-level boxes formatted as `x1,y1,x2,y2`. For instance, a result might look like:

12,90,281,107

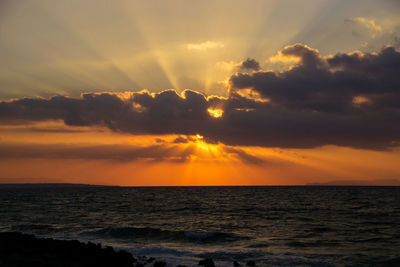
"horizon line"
0,183,399,187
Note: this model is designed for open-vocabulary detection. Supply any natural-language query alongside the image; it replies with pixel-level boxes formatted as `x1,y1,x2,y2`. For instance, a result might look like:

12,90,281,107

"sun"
207,108,224,118
196,134,204,140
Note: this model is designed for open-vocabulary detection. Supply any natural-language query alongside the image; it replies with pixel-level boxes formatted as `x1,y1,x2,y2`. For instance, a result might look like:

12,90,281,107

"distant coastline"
0,183,116,188
0,182,399,187
306,178,400,186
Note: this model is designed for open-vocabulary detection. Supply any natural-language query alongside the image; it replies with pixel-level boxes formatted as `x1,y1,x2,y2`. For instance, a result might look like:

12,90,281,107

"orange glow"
207,108,224,118
269,53,301,64
1,121,400,186
352,96,370,105
235,88,270,103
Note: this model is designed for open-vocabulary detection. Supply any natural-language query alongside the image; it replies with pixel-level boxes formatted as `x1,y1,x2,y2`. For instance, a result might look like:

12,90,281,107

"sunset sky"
1,0,400,185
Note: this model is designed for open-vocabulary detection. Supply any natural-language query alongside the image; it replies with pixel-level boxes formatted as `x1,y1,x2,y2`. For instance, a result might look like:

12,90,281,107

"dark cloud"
155,138,166,143
0,143,185,162
172,136,197,144
172,136,189,144
1,44,400,149
232,45,400,112
223,147,264,165
279,43,324,68
239,58,261,71
0,142,266,165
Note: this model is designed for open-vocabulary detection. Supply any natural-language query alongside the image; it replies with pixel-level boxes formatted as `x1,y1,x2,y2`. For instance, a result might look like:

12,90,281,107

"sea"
0,185,399,266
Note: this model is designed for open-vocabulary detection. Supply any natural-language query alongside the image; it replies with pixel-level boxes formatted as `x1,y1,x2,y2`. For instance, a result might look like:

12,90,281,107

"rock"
147,257,156,263
0,231,136,267
154,261,167,267
199,258,216,267
176,265,187,267
233,260,241,266
246,260,256,266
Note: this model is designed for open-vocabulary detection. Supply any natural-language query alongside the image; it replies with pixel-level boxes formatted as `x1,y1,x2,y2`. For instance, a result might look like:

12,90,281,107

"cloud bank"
0,141,265,165
1,44,400,149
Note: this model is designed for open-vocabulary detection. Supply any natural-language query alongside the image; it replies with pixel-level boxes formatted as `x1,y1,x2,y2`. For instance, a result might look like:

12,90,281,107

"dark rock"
246,260,256,266
154,261,166,267
0,231,136,267
199,258,215,267
176,265,187,267
147,257,156,263
233,260,241,266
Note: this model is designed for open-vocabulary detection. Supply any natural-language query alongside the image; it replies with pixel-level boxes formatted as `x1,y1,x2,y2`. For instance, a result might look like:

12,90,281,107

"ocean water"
0,185,399,266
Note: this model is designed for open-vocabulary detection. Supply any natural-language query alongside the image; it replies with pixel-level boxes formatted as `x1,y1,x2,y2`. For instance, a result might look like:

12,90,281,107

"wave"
80,227,249,244
11,224,56,232
285,240,340,247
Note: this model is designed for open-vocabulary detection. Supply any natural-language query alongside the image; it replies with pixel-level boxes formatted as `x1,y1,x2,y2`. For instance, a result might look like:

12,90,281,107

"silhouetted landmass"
1,182,400,189
307,179,400,186
0,232,134,267
0,183,116,188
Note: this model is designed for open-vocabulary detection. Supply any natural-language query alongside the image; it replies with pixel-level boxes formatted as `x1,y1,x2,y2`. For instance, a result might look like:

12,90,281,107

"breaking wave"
80,227,249,244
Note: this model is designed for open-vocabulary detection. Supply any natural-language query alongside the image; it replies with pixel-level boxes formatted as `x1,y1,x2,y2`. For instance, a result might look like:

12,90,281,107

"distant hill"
307,179,400,186
0,183,115,188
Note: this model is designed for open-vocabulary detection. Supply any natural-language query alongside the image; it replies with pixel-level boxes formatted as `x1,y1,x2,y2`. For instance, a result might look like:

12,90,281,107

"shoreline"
0,232,255,267
0,231,137,267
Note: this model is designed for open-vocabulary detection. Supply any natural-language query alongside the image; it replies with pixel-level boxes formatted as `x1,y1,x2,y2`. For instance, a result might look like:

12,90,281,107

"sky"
1,0,400,185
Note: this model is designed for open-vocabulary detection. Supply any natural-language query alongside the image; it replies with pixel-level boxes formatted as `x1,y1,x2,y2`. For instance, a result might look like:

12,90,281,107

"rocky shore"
0,232,256,267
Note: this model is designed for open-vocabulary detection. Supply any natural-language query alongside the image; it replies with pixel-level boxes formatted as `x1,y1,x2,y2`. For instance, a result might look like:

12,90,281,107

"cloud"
172,136,189,144
0,140,266,165
341,15,400,52
1,44,400,149
239,58,261,71
186,41,224,51
0,143,186,162
345,17,382,38
223,146,264,165
231,44,400,112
